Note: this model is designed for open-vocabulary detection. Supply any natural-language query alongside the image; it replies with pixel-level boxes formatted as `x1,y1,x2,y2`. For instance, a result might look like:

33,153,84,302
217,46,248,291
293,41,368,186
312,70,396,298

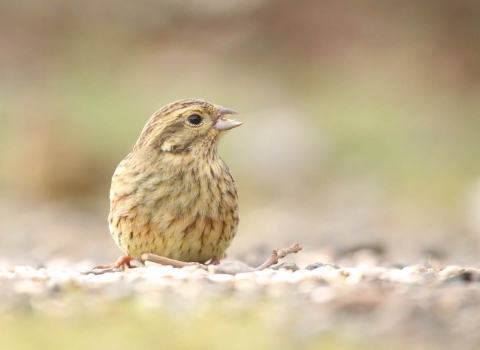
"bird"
97,99,242,270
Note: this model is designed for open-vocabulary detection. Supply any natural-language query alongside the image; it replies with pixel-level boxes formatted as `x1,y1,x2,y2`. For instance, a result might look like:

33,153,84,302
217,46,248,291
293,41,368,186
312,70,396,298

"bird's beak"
213,106,243,130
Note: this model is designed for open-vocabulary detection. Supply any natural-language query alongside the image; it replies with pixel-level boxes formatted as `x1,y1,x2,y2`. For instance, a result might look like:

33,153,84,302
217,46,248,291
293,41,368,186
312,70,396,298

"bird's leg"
93,255,136,271
91,245,302,274
255,243,303,270
141,253,208,270
207,256,221,265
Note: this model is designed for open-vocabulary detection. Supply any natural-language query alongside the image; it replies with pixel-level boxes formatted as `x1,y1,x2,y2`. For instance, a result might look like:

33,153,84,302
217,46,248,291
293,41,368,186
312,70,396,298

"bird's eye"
187,114,203,126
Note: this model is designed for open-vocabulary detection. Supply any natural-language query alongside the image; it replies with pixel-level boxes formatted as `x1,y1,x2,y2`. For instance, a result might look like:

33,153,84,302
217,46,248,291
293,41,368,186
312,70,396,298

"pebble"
271,262,300,271
305,262,326,270
2,260,480,313
437,266,464,280
208,260,253,275
2,258,480,349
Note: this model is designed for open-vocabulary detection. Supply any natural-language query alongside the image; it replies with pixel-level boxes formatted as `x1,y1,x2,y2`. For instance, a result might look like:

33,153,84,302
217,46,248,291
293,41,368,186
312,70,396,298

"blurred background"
1,0,480,267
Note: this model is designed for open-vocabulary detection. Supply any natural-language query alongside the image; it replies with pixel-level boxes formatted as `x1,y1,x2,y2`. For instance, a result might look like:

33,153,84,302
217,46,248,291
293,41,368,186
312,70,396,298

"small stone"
305,262,326,270
311,263,340,270
209,261,253,275
270,262,299,271
80,268,120,275
444,268,480,283
327,263,340,269
406,264,428,273
438,266,464,280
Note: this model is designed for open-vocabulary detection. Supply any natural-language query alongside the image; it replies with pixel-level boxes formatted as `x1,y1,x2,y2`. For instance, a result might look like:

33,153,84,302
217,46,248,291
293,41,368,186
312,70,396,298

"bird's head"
134,99,242,154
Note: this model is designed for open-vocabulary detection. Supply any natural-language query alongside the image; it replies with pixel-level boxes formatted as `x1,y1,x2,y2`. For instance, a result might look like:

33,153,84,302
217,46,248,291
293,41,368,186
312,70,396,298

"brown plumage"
106,99,242,267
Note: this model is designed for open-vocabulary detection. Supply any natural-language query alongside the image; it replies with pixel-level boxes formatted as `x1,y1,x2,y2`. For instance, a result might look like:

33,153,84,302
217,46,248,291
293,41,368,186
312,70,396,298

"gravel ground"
2,255,480,350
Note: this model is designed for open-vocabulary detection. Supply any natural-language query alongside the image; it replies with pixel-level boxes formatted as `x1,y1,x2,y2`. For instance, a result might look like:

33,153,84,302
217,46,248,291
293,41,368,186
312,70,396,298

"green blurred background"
1,0,480,266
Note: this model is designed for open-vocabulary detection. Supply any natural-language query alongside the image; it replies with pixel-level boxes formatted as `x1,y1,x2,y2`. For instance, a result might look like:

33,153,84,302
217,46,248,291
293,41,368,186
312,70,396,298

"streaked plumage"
108,99,241,263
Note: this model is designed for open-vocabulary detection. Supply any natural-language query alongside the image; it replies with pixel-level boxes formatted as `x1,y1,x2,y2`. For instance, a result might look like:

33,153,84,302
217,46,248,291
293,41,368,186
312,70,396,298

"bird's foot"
92,255,137,272
207,256,221,265
141,253,208,270
255,243,303,270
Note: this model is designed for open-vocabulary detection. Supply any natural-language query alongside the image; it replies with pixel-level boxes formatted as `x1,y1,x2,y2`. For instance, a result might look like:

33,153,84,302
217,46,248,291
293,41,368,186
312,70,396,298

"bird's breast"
113,154,237,219
109,152,239,261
